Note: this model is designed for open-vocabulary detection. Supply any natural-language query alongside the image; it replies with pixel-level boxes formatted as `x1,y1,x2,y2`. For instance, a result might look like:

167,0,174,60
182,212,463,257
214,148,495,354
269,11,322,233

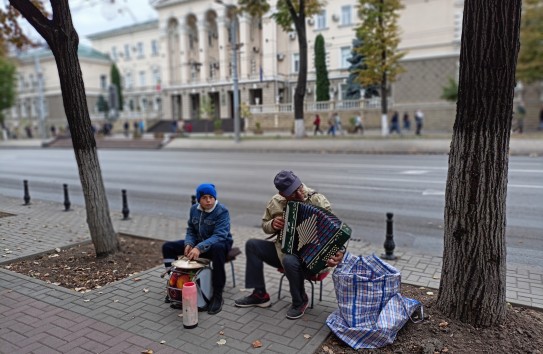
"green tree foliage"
200,95,215,120
314,34,330,101
110,63,123,111
354,0,406,114
440,77,458,102
238,0,323,137
0,56,17,126
517,0,543,84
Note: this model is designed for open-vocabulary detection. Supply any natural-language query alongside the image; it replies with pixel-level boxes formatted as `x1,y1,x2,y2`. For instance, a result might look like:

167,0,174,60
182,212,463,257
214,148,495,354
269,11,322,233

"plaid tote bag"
326,253,423,349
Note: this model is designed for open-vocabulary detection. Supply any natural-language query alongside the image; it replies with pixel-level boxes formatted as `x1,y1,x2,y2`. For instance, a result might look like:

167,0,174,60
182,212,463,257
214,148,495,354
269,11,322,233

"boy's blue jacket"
185,202,233,253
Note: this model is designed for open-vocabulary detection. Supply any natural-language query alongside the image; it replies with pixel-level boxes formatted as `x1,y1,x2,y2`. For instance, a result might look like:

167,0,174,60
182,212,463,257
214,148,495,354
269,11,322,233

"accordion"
280,201,351,274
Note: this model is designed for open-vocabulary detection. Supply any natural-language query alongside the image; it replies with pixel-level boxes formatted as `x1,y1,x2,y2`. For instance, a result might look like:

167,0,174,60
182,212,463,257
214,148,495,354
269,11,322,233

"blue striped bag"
326,253,423,349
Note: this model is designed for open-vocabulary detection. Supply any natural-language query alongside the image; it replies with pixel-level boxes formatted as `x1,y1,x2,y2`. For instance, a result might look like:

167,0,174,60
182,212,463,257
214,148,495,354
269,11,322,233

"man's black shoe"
164,295,171,303
207,294,224,315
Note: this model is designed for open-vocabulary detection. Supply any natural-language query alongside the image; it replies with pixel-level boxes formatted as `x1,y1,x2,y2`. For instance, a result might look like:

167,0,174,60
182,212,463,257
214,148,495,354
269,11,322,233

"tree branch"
9,0,53,42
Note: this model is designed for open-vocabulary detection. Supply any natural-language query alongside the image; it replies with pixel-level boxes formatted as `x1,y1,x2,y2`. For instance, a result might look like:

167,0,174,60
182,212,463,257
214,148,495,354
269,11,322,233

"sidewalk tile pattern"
1,196,542,353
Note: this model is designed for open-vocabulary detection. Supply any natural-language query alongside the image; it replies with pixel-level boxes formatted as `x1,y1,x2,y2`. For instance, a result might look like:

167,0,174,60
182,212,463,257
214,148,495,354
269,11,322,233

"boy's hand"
187,247,201,261
184,245,193,257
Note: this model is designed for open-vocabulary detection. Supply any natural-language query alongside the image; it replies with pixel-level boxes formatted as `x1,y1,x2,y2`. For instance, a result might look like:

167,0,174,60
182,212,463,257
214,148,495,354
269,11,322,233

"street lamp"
215,0,240,143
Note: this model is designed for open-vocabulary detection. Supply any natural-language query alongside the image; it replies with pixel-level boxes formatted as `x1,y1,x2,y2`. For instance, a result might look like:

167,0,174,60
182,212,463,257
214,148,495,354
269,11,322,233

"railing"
248,98,390,115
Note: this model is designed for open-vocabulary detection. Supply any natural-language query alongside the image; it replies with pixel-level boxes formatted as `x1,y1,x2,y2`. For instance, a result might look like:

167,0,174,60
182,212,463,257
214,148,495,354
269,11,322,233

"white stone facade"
6,0,540,133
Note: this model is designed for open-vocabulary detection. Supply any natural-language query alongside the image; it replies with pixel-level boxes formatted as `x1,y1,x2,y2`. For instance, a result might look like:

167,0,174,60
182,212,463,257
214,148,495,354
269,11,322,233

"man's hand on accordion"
326,250,346,268
271,216,285,231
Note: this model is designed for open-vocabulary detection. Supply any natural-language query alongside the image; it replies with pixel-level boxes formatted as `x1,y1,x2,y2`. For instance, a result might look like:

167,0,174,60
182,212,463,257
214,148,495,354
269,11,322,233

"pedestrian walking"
415,109,424,135
327,117,336,136
403,112,410,131
389,111,401,135
123,121,129,137
353,114,364,134
313,114,323,135
333,113,343,135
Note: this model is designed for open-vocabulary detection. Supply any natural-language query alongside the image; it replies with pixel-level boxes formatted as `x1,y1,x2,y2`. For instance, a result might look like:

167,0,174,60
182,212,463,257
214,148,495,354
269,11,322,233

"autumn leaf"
252,340,262,348
217,339,227,345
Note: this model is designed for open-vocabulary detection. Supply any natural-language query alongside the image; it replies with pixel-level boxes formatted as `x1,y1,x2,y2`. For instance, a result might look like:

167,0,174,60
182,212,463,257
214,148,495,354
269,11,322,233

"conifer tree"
314,34,330,102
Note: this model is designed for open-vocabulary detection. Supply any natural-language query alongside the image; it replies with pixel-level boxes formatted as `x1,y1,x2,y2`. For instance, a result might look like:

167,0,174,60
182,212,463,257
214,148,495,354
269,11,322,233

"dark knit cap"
274,170,302,196
196,183,217,201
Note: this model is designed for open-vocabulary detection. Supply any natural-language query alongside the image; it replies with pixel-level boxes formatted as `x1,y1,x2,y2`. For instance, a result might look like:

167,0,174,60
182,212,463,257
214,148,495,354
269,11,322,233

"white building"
5,0,540,134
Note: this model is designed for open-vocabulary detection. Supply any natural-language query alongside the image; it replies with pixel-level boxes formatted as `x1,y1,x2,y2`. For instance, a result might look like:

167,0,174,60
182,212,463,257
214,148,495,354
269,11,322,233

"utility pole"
216,0,240,143
33,55,46,140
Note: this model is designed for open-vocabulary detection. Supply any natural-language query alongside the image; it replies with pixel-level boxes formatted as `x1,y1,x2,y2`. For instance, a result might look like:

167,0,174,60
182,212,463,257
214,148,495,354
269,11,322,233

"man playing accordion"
235,170,346,319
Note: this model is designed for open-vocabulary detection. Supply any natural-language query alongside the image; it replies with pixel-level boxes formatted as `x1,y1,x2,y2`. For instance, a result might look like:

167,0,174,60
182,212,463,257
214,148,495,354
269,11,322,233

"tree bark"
290,0,307,138
11,0,119,257
436,0,521,327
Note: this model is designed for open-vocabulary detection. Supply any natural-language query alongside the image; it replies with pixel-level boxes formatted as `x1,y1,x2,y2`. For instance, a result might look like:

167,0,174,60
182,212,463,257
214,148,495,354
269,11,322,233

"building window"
152,67,161,85
340,47,351,68
292,53,300,73
124,72,133,89
316,10,327,30
151,39,159,56
111,46,118,61
341,5,352,26
139,71,146,87
137,42,144,58
100,75,107,90
124,44,131,60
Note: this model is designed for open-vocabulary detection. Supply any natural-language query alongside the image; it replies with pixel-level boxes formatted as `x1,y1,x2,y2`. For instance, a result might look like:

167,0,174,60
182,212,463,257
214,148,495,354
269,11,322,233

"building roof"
15,44,110,62
86,19,159,40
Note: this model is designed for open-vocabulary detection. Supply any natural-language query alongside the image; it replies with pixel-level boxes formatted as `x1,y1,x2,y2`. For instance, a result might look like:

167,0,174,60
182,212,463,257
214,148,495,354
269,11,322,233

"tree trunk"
12,0,119,258
294,14,307,138
436,0,521,327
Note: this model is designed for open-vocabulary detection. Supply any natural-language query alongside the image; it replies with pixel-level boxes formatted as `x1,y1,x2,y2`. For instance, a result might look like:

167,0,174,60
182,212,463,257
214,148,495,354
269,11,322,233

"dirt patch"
4,236,543,353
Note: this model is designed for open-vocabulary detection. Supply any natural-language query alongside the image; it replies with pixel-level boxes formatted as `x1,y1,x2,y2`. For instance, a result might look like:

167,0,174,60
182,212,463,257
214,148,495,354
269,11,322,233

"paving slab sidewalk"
1,195,542,353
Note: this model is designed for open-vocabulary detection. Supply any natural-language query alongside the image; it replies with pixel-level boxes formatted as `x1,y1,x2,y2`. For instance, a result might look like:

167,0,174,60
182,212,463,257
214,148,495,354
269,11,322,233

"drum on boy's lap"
166,258,213,308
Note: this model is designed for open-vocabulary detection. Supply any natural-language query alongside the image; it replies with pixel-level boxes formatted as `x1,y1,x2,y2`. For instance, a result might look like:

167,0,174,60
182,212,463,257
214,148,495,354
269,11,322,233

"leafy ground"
5,235,543,354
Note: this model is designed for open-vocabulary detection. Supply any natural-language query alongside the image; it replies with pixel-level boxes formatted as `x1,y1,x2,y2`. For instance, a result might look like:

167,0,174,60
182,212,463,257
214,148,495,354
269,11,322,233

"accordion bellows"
280,201,351,274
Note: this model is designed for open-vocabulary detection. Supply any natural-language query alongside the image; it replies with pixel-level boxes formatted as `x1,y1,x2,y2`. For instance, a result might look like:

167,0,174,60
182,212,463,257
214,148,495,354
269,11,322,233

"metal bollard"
191,195,196,205
122,189,130,220
381,212,397,260
63,184,71,211
23,180,31,205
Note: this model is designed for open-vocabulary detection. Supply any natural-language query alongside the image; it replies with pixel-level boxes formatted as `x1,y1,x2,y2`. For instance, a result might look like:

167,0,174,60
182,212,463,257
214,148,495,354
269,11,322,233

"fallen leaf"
141,350,153,354
219,330,224,335
48,254,59,258
442,348,449,353
303,334,311,339
143,288,149,293
83,299,90,302
178,313,183,317
113,299,119,303
133,278,142,282
252,340,262,348
426,291,434,296
160,340,166,344
217,339,227,346
55,248,61,252
439,321,448,328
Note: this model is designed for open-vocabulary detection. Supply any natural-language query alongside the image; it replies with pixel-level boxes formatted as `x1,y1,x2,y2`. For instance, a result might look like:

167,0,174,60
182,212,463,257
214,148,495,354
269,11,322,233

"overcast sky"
17,0,158,46
72,0,158,42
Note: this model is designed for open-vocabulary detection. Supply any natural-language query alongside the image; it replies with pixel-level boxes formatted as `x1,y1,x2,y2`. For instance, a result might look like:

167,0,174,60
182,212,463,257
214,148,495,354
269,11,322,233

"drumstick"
160,266,174,278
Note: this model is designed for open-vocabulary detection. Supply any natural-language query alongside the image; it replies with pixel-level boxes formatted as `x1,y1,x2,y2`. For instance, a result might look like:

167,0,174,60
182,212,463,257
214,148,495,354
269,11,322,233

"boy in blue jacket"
162,183,233,315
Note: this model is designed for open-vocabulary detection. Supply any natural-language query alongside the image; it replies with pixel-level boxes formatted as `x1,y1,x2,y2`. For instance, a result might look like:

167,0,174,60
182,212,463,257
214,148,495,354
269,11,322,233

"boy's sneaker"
286,294,309,320
234,291,272,308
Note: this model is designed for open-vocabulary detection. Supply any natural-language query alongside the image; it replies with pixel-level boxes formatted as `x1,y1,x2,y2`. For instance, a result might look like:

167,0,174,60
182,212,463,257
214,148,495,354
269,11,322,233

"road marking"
401,170,430,175
422,189,445,196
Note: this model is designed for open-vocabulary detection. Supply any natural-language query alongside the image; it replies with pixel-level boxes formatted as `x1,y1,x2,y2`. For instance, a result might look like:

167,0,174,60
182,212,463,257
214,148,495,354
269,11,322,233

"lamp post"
216,0,240,143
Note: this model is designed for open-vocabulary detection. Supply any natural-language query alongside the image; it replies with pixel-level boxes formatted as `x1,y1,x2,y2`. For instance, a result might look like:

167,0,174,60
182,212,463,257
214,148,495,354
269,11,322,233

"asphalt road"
0,149,541,267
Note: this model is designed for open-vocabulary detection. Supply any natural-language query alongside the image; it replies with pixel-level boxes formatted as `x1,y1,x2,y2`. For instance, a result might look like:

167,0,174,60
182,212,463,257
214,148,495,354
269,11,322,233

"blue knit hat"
196,183,217,201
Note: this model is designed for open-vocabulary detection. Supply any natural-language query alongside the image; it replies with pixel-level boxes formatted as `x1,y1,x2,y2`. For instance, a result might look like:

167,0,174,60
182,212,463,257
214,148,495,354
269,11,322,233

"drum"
166,258,213,309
